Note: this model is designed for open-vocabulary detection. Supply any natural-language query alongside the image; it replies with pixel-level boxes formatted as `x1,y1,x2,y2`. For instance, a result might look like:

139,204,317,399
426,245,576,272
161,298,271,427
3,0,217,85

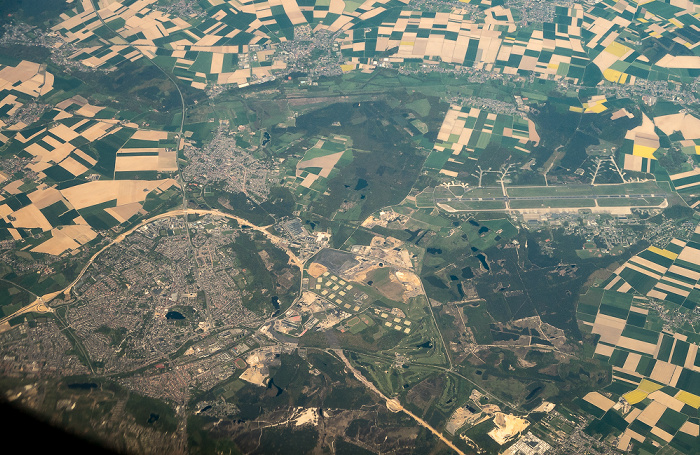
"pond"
165,311,185,320
267,378,284,397
67,383,98,390
476,253,490,271
354,178,368,190
461,266,474,279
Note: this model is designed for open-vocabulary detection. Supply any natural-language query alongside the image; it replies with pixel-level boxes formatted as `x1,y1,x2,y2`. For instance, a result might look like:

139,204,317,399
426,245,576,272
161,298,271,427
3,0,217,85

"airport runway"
434,193,659,202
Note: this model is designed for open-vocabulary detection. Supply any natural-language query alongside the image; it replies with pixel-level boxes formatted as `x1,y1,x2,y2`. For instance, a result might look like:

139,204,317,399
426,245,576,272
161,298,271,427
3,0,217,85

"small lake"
354,178,368,190
476,253,489,271
165,311,185,320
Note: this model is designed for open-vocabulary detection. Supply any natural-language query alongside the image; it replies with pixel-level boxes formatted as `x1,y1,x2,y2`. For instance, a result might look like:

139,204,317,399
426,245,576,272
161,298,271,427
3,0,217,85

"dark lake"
476,253,489,271
165,311,185,320
354,178,368,190
67,383,97,390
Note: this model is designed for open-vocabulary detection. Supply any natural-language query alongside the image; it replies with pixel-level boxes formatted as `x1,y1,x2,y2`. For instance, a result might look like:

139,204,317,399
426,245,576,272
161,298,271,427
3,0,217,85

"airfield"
417,181,671,213
3,0,700,453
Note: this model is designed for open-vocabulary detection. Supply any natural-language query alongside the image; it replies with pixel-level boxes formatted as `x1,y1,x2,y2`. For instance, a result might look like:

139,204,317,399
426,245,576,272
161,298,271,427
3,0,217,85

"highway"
333,349,466,455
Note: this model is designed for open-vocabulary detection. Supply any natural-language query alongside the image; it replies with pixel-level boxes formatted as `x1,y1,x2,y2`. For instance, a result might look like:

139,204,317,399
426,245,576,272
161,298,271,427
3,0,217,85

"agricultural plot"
599,227,700,311
287,135,353,200
5,116,128,180
619,110,700,174
340,6,591,82
425,105,538,177
0,76,181,255
0,178,177,255
569,95,609,114
619,113,659,173
48,0,700,93
0,60,55,129
669,169,700,192
115,130,178,176
577,274,700,452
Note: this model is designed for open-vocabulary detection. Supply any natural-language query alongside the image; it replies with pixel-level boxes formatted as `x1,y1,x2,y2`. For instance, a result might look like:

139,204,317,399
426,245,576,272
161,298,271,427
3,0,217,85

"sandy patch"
293,408,319,426
297,151,345,178
31,223,97,255
583,391,615,411
73,149,97,166
75,104,104,117
637,401,666,426
395,270,421,287
105,202,143,223
611,108,633,120
81,122,113,141
307,262,328,278
655,113,700,139
680,421,699,436
678,246,700,265
239,367,267,387
527,119,540,146
115,155,159,172
27,187,63,209
60,179,176,209
594,343,615,357
488,413,529,445
3,180,24,195
649,361,677,385
616,336,658,355
648,390,685,412
49,123,80,142
131,130,168,141
11,204,52,231
59,156,90,176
